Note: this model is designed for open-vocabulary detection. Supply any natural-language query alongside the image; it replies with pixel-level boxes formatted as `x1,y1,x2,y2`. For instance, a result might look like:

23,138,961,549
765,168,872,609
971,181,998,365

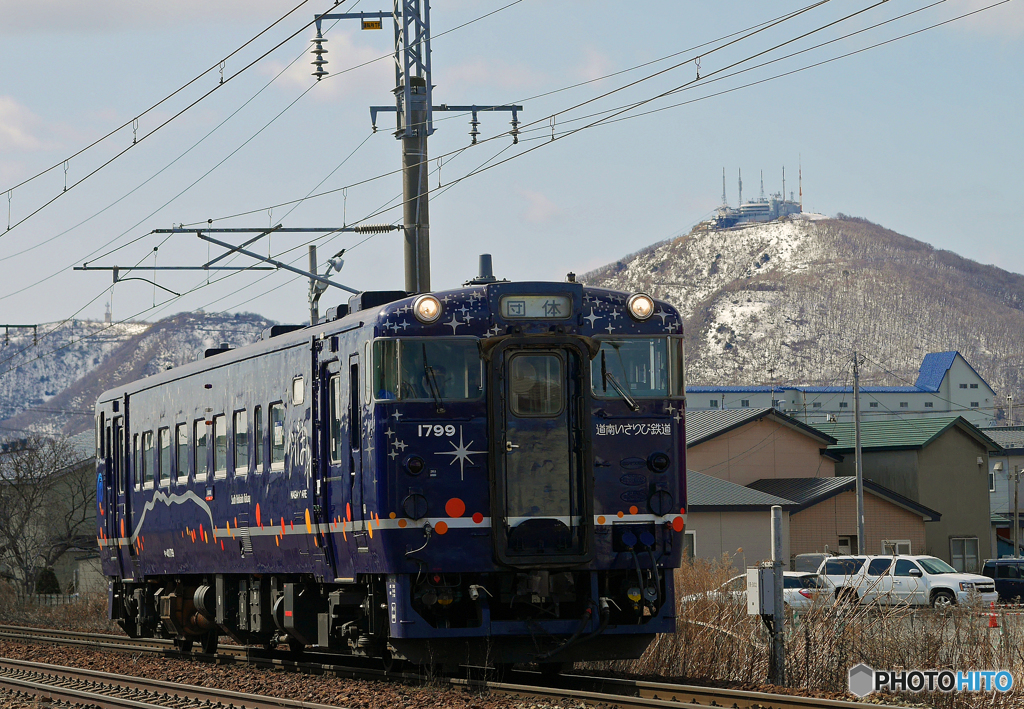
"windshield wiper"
601,349,640,411
422,345,446,413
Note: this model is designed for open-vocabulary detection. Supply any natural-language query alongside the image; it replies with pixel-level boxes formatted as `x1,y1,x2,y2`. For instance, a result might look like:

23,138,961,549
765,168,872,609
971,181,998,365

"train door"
100,413,117,571
489,339,593,566
348,352,366,543
110,413,130,578
318,353,344,579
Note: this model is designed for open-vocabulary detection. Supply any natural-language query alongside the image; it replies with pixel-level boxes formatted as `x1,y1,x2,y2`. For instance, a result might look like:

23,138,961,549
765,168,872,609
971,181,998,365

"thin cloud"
948,1,1024,38
518,188,560,224
0,96,51,152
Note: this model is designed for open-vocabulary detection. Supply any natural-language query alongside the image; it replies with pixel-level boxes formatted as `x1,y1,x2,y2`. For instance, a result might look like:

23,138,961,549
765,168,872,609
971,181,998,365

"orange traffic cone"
988,601,999,629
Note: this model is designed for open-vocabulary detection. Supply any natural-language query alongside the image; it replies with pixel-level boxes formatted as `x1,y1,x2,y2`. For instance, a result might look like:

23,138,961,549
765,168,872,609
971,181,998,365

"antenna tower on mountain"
722,168,728,206
738,168,743,206
760,170,765,200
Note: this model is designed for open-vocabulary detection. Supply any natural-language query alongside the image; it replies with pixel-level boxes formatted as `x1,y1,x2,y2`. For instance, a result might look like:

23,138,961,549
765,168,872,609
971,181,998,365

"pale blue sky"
0,0,1021,327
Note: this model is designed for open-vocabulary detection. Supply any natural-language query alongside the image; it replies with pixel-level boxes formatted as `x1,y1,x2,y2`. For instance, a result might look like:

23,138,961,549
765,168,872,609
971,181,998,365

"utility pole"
770,505,785,686
1008,394,1014,427
1015,466,1020,559
852,351,866,555
315,3,521,294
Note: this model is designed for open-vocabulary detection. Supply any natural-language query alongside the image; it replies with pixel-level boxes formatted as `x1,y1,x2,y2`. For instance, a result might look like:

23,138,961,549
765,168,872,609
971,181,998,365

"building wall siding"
685,509,791,571
789,490,927,557
688,419,834,486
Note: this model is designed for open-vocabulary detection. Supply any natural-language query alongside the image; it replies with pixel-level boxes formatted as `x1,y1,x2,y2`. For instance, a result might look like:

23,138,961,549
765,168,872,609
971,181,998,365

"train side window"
364,341,372,402
254,406,264,473
158,427,170,487
372,340,400,400
133,434,140,491
213,414,227,479
142,430,154,488
97,413,104,457
194,419,209,482
270,403,285,470
671,336,686,396
234,409,249,476
350,361,361,450
329,375,343,463
175,423,188,482
115,420,124,494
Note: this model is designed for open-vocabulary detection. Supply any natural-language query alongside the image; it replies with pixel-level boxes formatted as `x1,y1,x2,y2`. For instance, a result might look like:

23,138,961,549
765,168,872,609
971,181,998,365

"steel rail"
0,624,906,709
0,657,345,709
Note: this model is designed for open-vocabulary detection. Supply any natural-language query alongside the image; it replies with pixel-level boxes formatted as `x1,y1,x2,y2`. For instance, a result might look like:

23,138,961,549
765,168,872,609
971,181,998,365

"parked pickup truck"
816,555,997,608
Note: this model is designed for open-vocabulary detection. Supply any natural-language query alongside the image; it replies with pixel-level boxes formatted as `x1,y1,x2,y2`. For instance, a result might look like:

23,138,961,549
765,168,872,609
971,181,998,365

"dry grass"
0,582,117,633
599,556,1024,707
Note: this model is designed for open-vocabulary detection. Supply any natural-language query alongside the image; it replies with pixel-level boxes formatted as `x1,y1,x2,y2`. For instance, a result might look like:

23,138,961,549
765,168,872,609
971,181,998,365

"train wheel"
199,631,218,655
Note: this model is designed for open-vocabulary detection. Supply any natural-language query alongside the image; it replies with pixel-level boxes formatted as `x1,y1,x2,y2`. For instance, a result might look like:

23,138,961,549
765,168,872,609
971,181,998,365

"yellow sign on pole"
362,19,383,30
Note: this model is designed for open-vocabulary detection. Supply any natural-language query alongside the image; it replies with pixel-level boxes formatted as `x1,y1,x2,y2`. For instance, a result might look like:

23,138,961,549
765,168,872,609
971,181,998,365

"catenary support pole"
853,351,866,555
1015,466,1020,559
771,505,785,686
309,245,319,326
403,77,430,293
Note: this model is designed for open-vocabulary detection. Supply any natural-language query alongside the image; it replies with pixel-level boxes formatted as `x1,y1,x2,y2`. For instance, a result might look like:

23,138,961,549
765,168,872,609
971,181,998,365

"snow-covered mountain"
584,214,1024,401
0,312,275,435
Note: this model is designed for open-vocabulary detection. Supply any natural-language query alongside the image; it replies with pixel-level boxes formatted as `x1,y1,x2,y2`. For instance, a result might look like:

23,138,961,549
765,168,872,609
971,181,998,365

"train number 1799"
418,424,456,437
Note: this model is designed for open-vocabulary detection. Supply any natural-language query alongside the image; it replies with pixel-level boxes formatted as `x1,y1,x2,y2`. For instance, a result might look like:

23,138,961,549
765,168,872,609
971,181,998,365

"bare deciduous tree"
0,436,95,594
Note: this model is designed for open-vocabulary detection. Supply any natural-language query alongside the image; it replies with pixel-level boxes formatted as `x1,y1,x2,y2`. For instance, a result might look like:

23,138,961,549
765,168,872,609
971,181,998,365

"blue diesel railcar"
95,278,687,667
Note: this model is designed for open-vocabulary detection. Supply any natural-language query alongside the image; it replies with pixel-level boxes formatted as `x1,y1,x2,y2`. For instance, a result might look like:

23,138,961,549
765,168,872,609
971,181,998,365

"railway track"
1,624,904,709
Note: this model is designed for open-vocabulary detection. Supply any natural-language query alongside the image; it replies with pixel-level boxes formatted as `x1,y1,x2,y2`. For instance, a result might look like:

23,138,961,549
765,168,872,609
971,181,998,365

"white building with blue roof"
688,351,997,427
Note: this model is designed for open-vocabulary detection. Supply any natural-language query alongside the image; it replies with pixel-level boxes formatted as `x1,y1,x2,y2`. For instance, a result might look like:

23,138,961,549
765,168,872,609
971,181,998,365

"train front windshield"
592,338,671,397
373,339,484,401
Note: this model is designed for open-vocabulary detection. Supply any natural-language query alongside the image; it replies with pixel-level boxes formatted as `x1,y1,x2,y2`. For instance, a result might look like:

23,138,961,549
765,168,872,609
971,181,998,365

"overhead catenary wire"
1,0,1010,378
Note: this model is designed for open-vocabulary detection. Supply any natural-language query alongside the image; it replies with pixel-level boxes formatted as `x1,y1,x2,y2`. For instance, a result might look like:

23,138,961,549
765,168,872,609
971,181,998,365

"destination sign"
500,295,572,320
362,19,383,29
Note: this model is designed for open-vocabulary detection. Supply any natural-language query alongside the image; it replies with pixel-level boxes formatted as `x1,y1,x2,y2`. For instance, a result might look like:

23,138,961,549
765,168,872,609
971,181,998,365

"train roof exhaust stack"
465,253,500,285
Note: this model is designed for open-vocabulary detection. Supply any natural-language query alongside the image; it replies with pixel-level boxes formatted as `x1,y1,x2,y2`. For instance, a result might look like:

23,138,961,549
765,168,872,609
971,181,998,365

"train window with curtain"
114,419,124,494
592,337,670,398
176,424,188,482
253,406,263,472
270,403,285,470
329,376,343,463
158,427,170,487
509,354,563,416
234,410,248,475
194,419,208,481
142,431,154,488
213,414,227,479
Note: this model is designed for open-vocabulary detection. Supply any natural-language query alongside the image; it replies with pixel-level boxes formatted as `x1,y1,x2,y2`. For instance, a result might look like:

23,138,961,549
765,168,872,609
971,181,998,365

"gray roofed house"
983,426,1024,557
686,408,837,449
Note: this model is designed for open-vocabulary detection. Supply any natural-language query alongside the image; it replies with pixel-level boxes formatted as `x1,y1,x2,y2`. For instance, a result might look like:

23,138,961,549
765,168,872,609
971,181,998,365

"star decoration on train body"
436,427,487,480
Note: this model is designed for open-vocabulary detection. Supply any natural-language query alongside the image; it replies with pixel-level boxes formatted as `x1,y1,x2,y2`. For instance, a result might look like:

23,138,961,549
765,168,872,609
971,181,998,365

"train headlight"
627,293,655,321
413,294,442,324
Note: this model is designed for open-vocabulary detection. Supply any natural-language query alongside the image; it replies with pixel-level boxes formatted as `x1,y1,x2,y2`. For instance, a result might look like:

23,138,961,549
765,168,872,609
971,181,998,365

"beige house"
685,409,940,568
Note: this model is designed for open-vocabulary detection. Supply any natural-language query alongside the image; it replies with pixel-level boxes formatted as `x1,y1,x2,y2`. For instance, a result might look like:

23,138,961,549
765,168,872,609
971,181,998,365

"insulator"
353,224,396,234
510,116,520,145
311,31,328,79
469,114,480,145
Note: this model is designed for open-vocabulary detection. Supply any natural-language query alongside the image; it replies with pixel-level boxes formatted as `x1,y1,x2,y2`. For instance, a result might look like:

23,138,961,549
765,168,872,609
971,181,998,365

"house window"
950,537,979,573
194,419,208,482
990,470,996,492
176,424,188,482
959,383,968,389
970,383,979,389
772,399,781,407
882,540,911,555
213,414,227,479
740,399,750,407
234,410,248,475
812,402,822,408
924,402,934,408
839,402,849,409
709,399,719,408
869,402,879,408
683,531,696,558
899,402,908,408
971,402,979,408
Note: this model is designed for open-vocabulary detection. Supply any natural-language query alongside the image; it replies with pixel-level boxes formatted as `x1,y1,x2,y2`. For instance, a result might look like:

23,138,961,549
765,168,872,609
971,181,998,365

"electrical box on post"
746,567,776,616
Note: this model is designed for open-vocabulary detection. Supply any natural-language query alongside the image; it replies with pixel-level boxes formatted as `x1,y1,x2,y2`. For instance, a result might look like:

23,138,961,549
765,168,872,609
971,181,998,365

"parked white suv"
816,555,997,608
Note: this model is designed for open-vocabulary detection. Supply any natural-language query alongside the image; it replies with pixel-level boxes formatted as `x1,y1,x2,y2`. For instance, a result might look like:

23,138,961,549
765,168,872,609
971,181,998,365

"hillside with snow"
0,312,274,436
584,215,1024,401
